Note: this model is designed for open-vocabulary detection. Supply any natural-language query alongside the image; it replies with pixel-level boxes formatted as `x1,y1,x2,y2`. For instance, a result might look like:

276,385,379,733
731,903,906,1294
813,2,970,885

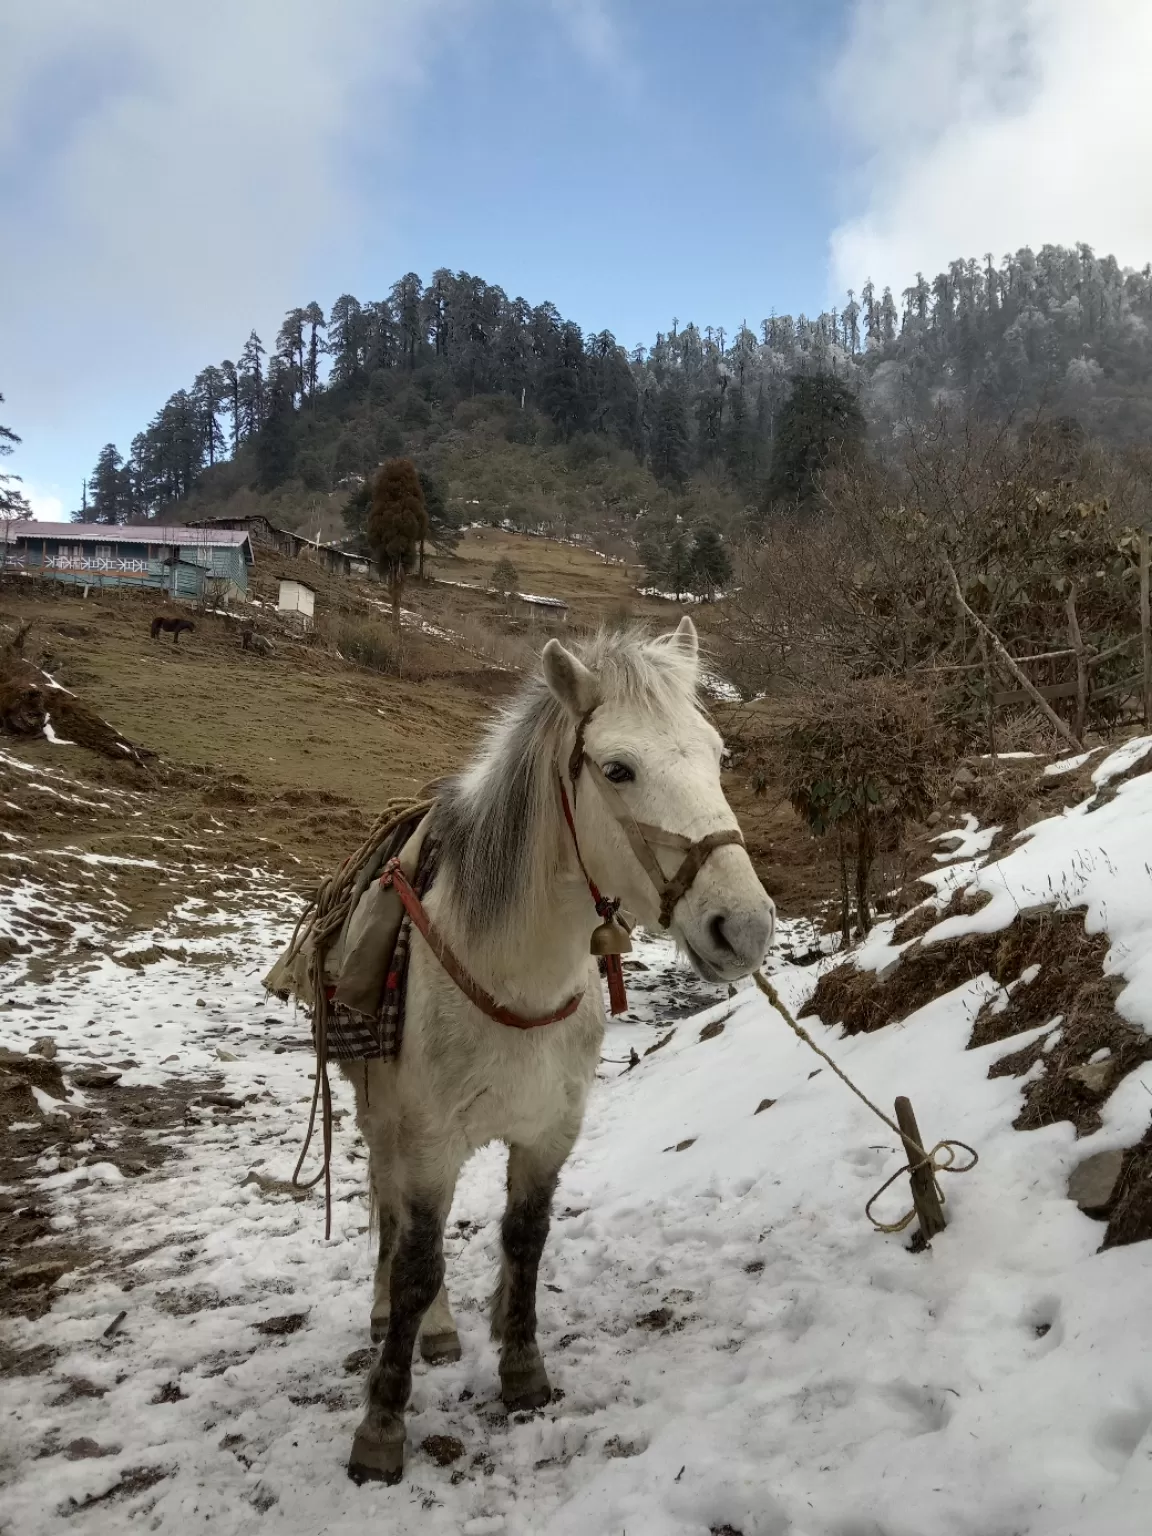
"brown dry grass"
1102,1122,1152,1249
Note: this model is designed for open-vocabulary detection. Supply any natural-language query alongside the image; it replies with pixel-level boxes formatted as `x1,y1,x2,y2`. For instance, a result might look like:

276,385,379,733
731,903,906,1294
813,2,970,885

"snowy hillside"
2,744,1152,1535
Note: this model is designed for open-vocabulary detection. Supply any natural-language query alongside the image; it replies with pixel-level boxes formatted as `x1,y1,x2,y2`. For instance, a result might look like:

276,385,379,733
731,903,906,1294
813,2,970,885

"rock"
57,1156,77,1172
31,1038,57,1060
71,1068,121,1090
926,810,943,828
1068,1149,1126,1215
196,998,207,1009
1069,1060,1113,1096
9,1259,71,1290
953,765,976,786
215,1048,240,1062
754,1098,776,1115
698,1020,725,1042
64,1438,120,1460
253,1311,308,1336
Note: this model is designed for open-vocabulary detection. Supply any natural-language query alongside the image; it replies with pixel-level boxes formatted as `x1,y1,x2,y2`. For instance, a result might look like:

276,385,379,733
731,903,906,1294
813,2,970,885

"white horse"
342,617,775,1483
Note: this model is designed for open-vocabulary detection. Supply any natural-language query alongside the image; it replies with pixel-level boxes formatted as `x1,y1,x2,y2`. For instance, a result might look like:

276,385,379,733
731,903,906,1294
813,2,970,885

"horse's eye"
601,761,635,784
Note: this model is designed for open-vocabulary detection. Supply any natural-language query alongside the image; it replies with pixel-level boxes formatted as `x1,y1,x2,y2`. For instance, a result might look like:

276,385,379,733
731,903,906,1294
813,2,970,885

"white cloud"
0,0,465,470
20,485,66,523
829,0,1152,295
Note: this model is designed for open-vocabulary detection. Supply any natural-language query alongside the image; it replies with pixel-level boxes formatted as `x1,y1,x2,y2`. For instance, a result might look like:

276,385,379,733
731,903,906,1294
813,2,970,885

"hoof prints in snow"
3,757,1152,1534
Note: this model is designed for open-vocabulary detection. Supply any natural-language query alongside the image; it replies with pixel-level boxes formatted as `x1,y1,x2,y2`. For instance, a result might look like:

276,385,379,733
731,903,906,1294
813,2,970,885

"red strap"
381,861,584,1030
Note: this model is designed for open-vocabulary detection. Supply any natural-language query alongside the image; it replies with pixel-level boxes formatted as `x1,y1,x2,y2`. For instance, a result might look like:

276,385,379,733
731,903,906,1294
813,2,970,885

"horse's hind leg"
349,1190,451,1485
419,1278,460,1363
490,1126,577,1412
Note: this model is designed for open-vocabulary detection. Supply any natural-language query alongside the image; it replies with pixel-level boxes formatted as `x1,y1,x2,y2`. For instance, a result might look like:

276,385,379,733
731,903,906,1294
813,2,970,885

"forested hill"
75,243,1152,538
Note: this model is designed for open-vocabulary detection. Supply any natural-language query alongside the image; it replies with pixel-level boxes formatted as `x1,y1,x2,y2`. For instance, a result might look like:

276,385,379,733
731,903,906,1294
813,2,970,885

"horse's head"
543,618,775,983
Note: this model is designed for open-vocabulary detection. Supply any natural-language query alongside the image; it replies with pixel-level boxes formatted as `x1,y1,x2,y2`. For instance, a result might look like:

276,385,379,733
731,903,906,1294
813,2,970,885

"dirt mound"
0,634,152,764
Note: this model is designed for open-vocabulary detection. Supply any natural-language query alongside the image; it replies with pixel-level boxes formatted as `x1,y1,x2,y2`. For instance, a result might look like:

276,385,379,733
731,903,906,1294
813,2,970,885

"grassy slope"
1,528,841,920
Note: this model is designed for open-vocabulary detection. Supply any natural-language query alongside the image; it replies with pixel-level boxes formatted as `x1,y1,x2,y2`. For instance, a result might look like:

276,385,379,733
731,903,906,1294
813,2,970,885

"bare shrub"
765,677,957,937
313,613,398,675
727,408,1144,741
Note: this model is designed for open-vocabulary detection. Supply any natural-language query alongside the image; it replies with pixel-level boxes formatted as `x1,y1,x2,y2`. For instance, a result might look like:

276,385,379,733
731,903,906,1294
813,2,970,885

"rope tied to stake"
751,971,978,1235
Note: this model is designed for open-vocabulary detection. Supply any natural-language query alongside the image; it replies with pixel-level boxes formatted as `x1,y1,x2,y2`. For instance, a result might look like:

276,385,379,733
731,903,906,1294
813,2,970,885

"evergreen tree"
650,386,691,485
254,365,297,490
219,359,242,452
418,468,459,560
238,331,266,437
489,557,519,599
327,294,366,385
0,396,31,520
303,301,326,398
367,458,428,619
89,444,132,524
688,526,731,599
192,366,228,466
764,374,865,509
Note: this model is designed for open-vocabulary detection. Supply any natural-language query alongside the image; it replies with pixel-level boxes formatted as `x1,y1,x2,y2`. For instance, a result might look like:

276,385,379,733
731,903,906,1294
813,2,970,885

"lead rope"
286,797,436,1239
751,971,978,1234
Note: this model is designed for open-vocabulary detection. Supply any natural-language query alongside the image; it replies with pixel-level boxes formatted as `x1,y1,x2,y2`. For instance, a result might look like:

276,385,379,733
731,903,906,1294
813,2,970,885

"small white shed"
277,578,315,627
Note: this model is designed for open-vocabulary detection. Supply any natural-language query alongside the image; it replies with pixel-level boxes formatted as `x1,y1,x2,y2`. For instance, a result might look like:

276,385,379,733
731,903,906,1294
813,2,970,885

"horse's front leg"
349,1195,448,1485
491,1131,575,1412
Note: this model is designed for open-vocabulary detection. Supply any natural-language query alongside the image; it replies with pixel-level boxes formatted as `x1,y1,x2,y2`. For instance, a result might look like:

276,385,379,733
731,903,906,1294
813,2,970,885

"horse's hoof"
420,1329,462,1364
370,1316,388,1345
347,1429,405,1485
500,1363,551,1412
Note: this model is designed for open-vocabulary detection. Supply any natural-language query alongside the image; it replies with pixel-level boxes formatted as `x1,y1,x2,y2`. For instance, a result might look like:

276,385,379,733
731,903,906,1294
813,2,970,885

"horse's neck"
434,830,595,1014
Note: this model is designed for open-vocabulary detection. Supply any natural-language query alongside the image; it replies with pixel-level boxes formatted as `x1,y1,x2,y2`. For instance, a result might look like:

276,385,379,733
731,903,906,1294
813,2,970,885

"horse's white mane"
433,627,700,935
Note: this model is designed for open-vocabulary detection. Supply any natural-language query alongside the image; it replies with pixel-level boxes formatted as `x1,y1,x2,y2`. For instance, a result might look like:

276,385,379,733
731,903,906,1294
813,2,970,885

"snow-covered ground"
3,747,1152,1534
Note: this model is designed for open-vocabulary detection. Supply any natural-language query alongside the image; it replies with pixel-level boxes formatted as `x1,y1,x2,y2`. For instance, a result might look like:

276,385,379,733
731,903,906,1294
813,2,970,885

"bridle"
560,704,746,934
375,703,746,1033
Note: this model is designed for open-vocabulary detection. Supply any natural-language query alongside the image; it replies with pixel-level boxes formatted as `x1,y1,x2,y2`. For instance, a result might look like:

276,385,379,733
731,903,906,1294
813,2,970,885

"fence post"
1065,585,1088,744
894,1096,946,1245
1141,526,1151,730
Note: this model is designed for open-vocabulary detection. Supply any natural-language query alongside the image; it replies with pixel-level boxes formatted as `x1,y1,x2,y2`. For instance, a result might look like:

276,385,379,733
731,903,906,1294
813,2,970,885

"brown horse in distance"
150,616,195,644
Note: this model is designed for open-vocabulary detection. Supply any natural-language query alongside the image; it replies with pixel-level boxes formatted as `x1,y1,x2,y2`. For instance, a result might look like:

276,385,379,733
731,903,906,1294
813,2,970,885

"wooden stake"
1141,527,1151,730
1065,585,1088,744
944,559,1084,751
894,1096,946,1244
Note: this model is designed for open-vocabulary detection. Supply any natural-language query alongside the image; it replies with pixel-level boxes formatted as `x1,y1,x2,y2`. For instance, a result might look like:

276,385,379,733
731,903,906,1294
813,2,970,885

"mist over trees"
69,244,1152,531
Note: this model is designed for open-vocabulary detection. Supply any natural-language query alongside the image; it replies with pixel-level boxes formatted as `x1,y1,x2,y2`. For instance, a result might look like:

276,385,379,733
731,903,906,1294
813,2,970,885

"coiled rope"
752,971,978,1235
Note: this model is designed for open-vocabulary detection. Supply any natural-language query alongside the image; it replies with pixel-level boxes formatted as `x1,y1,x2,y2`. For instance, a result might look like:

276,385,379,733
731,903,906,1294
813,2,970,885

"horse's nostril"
709,913,735,956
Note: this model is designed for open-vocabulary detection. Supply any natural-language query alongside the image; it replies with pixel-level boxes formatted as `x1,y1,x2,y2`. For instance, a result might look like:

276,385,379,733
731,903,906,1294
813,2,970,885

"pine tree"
650,387,691,485
489,557,519,599
0,396,31,520
367,458,428,620
238,331,266,437
418,468,459,563
303,302,326,398
688,526,731,600
764,374,865,509
192,367,228,466
89,444,128,524
255,365,298,490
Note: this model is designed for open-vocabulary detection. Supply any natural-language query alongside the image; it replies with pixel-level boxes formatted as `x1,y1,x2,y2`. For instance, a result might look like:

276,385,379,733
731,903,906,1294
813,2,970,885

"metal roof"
8,522,254,563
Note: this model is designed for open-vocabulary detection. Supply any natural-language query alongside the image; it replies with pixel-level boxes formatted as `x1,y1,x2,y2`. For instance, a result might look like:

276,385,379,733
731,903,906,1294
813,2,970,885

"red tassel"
604,954,628,1016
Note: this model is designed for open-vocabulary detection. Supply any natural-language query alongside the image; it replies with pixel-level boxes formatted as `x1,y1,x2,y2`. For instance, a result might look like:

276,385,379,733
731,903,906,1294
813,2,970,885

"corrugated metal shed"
1,522,254,598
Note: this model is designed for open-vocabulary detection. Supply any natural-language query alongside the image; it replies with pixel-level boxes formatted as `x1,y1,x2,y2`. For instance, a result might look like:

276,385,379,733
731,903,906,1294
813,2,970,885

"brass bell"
590,917,632,957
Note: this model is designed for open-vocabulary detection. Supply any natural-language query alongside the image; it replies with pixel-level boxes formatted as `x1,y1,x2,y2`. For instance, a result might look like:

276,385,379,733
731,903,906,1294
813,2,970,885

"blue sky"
4,0,1151,517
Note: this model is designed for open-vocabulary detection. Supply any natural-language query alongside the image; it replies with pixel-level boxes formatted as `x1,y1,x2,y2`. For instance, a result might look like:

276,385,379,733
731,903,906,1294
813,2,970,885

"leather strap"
380,859,584,1029
580,755,745,928
657,828,744,927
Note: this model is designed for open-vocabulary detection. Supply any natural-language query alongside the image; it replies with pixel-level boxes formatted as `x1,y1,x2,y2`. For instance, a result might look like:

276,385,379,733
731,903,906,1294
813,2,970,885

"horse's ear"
542,639,599,717
666,614,699,664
